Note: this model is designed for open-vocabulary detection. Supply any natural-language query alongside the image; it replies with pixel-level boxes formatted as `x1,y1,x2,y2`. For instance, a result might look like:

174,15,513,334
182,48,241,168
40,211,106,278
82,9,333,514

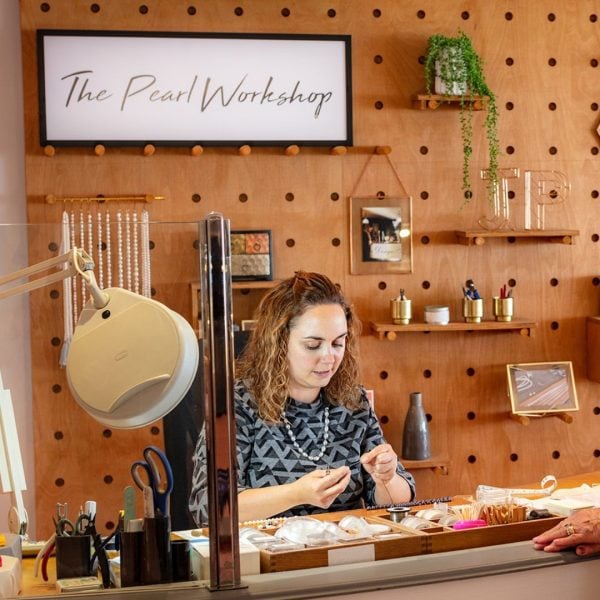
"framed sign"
37,30,353,147
507,362,579,415
350,196,413,275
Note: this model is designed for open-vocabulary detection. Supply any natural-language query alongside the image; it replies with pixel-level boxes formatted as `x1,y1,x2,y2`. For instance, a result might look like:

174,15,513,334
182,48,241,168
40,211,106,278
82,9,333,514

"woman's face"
286,303,348,403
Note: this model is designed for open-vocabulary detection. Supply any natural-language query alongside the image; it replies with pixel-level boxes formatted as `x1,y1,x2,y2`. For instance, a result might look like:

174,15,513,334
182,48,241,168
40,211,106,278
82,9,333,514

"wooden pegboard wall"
19,0,600,538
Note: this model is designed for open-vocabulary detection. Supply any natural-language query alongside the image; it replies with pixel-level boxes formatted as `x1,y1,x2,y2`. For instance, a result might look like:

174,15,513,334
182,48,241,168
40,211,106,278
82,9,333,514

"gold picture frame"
507,361,579,415
350,196,413,275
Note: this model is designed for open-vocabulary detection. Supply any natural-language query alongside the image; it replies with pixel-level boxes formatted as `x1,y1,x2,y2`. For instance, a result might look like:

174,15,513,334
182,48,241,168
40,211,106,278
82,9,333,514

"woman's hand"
360,444,398,486
532,508,600,556
291,466,351,509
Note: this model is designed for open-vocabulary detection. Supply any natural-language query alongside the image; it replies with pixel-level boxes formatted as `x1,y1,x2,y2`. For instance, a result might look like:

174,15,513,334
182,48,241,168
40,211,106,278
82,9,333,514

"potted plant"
423,31,499,204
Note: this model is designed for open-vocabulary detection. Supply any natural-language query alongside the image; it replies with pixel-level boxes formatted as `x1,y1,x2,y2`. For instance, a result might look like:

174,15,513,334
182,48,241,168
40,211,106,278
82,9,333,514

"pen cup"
493,296,514,322
142,516,172,585
391,299,411,325
120,530,144,587
55,534,93,580
171,539,191,582
463,298,484,323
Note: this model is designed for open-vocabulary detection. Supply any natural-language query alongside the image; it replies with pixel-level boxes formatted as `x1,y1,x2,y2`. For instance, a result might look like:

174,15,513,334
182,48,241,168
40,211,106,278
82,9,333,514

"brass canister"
493,296,514,322
391,298,412,325
463,298,484,323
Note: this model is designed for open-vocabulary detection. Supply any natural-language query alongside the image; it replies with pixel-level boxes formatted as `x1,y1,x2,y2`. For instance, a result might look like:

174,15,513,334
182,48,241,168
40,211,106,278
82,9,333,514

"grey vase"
401,392,431,460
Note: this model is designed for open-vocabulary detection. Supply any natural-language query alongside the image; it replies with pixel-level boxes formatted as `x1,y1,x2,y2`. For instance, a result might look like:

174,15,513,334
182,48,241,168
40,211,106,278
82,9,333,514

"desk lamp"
0,247,199,428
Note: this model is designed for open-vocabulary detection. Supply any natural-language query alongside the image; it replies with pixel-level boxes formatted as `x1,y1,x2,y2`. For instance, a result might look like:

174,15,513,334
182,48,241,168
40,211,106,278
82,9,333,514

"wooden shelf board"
401,456,449,475
455,229,580,246
413,94,488,111
370,318,537,339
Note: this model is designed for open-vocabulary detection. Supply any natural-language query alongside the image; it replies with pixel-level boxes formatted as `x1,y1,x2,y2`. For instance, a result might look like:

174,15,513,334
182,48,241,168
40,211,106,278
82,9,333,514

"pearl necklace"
282,404,330,462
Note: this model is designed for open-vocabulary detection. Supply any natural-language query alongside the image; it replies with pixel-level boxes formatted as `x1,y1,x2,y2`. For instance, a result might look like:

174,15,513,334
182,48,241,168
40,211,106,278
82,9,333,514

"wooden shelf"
508,412,574,426
455,229,580,246
370,318,537,340
401,456,449,475
413,94,488,111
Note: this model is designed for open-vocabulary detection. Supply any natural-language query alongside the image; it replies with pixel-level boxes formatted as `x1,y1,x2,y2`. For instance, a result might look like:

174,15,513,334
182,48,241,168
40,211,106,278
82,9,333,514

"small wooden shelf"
455,229,580,246
401,456,449,475
370,318,537,340
413,94,488,111
508,412,574,426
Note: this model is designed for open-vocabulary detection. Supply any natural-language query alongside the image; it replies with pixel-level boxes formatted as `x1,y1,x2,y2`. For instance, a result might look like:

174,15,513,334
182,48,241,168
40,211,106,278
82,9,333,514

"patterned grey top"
188,379,416,526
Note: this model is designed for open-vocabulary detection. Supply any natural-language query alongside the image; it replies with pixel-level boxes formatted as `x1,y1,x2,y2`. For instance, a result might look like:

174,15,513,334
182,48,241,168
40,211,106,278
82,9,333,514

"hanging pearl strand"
105,210,112,288
132,211,140,294
69,210,78,322
282,405,330,462
97,211,104,290
125,209,132,291
116,210,124,288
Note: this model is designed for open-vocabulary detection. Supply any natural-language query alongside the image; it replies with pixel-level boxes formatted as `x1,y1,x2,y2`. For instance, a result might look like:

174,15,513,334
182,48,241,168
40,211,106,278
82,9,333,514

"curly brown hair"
236,271,362,423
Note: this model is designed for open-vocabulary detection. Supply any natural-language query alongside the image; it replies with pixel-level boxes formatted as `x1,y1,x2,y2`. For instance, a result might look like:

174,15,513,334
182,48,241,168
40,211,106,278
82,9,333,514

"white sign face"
37,30,353,146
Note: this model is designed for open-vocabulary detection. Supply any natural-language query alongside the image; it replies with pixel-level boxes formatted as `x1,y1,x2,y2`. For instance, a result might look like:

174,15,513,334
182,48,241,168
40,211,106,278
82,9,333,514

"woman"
188,271,415,525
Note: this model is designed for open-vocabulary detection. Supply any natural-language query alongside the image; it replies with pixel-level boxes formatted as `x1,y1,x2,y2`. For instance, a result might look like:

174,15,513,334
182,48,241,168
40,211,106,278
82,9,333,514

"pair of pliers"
33,533,57,581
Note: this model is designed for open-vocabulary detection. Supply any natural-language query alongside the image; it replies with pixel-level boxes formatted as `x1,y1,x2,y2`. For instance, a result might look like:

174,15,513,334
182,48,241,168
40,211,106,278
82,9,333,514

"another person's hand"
292,466,351,510
360,444,398,486
532,507,600,556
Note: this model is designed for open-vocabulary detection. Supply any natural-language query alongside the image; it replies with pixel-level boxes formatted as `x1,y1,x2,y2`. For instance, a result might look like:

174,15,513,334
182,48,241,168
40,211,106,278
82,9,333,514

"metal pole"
198,213,241,590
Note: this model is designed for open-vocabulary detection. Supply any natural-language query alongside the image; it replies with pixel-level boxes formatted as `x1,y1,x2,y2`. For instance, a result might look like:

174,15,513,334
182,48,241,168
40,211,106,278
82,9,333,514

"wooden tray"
258,511,564,573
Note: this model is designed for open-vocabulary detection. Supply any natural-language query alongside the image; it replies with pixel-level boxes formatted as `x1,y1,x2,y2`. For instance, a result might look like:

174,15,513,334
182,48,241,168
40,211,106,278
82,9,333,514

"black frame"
37,29,353,147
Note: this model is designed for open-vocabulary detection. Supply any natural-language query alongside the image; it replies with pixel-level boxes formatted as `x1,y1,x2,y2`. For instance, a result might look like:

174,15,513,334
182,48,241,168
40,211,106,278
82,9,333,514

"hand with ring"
532,507,600,556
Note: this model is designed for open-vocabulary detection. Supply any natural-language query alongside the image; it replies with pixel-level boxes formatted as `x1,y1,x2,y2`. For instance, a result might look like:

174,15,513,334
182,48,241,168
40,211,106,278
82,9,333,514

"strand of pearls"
132,211,140,294
116,210,124,288
69,210,78,322
105,210,112,288
97,211,104,289
281,405,330,462
125,210,132,291
79,209,86,307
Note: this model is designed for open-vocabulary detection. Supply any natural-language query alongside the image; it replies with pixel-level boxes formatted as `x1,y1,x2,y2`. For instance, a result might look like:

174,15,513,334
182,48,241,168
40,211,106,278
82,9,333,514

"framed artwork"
230,230,273,282
350,196,413,275
37,30,352,146
506,362,579,415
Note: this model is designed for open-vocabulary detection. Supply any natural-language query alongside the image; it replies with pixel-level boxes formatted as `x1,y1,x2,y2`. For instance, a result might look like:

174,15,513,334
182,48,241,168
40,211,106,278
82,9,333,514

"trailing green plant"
424,31,499,205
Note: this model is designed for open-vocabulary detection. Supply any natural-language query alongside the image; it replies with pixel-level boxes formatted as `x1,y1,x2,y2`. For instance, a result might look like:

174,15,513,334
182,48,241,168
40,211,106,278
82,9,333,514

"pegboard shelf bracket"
370,319,537,339
455,230,580,246
413,94,488,111
508,412,574,426
401,456,449,475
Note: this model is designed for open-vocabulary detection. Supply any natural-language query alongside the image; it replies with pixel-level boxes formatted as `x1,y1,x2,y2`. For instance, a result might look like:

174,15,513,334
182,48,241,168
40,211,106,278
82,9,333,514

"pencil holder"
493,297,514,322
463,298,484,323
391,298,411,325
55,534,93,580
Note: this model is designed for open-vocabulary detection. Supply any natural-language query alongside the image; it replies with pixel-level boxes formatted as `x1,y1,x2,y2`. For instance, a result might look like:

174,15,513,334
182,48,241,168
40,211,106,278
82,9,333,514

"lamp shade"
66,288,199,428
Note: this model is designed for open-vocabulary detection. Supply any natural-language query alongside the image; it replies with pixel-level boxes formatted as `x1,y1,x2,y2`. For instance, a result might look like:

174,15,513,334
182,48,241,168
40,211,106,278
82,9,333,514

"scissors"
130,445,174,517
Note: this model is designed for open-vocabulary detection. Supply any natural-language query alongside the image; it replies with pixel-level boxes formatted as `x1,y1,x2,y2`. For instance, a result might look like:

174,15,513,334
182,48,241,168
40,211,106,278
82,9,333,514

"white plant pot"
434,48,468,95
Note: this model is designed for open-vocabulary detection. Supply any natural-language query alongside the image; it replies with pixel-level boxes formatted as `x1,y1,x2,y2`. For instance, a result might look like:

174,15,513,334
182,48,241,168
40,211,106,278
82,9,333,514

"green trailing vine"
424,32,500,204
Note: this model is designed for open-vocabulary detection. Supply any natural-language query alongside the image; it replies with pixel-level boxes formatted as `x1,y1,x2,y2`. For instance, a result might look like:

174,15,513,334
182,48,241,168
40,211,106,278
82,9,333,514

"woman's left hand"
360,444,397,486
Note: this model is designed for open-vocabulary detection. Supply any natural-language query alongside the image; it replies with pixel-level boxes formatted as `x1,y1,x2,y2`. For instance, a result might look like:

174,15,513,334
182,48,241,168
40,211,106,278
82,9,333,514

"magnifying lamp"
0,247,199,429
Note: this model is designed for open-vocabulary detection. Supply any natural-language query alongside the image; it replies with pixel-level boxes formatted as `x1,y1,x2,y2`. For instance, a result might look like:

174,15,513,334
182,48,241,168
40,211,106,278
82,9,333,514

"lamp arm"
0,248,109,308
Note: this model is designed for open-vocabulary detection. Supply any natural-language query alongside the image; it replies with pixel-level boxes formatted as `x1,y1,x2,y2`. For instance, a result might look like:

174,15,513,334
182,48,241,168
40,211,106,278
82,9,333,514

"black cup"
55,535,93,580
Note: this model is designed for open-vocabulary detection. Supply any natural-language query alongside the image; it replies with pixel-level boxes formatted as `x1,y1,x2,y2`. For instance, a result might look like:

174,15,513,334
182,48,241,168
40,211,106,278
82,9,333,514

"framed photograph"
230,230,273,282
37,30,352,146
350,196,413,275
507,362,579,415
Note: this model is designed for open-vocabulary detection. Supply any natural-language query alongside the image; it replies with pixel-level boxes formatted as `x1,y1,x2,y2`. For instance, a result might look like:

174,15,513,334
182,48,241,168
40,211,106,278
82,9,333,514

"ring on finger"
564,523,575,536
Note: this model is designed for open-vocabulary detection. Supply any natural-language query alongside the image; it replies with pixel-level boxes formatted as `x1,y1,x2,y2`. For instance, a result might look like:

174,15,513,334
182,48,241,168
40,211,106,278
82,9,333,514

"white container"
424,305,450,325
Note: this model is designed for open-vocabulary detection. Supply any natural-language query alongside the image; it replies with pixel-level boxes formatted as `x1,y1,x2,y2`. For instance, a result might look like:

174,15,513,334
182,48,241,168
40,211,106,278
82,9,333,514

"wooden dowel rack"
45,194,165,204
